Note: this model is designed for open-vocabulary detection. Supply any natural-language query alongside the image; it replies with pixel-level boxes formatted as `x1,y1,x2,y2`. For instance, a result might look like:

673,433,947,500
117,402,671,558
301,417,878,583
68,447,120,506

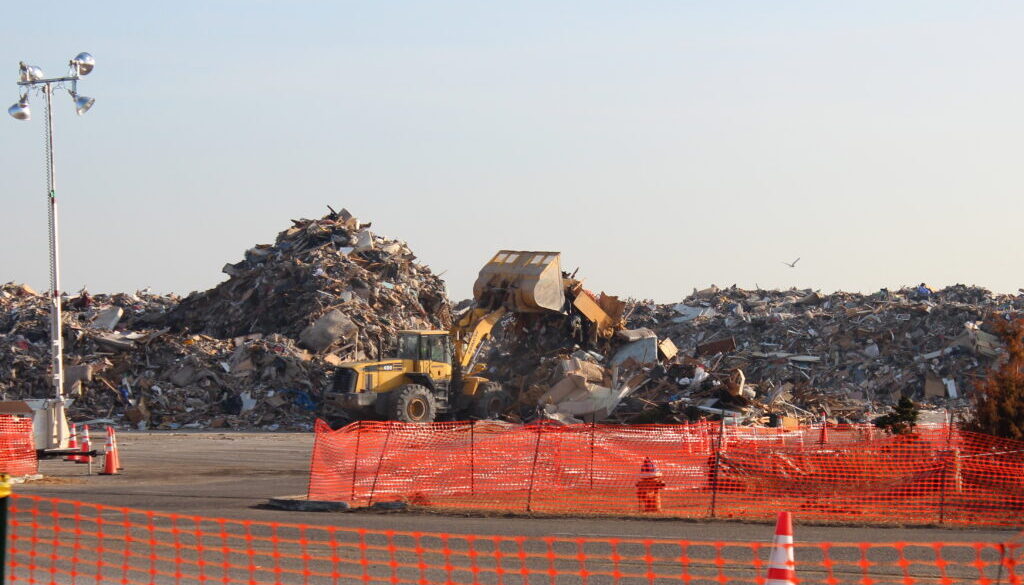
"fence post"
526,424,543,514
469,421,475,495
350,422,362,502
952,447,962,493
367,424,393,505
947,410,955,445
939,414,953,526
939,449,948,525
709,415,725,519
0,474,9,585
588,421,596,490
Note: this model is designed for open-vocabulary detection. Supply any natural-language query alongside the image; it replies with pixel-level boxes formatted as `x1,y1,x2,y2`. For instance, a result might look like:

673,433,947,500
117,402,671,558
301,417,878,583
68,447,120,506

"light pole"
9,53,96,450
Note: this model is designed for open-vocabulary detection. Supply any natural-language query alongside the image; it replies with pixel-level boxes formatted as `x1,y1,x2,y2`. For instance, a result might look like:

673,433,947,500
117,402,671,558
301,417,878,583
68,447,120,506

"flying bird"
782,257,800,268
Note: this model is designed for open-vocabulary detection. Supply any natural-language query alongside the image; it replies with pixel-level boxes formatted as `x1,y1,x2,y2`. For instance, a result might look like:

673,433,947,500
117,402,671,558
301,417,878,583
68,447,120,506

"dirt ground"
17,431,1020,544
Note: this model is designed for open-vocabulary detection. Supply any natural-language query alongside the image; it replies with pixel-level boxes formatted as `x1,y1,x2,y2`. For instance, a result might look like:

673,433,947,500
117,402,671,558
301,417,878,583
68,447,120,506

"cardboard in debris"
924,373,945,398
658,338,678,361
695,337,736,357
573,293,620,339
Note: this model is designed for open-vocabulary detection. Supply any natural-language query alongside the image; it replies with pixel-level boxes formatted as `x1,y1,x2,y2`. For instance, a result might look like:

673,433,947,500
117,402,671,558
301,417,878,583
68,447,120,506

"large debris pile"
165,207,451,353
477,283,1013,426
615,284,1016,425
0,208,453,429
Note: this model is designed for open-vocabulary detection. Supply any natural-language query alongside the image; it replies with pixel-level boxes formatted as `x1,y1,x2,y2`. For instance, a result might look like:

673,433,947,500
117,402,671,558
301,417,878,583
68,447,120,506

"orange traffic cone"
818,414,828,445
636,457,666,513
99,430,118,475
766,512,796,585
109,426,123,471
65,424,80,461
76,424,93,465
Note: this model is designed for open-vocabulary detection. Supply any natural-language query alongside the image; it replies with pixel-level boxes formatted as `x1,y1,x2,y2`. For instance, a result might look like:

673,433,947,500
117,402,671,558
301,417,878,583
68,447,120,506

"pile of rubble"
0,208,453,429
476,283,1013,427
613,284,1016,425
165,207,451,351
478,297,676,424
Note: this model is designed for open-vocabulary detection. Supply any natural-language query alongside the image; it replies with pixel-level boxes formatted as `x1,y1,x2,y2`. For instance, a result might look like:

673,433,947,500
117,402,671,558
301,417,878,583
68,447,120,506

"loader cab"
396,331,453,381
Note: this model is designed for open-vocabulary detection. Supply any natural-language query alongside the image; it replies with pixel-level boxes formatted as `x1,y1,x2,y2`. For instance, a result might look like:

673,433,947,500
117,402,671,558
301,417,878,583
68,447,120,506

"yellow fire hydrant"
636,457,666,513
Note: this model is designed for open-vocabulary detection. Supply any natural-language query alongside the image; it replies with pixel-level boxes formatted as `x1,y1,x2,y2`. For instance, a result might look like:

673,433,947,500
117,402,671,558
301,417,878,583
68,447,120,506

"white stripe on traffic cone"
65,424,80,462
766,511,796,585
99,430,118,475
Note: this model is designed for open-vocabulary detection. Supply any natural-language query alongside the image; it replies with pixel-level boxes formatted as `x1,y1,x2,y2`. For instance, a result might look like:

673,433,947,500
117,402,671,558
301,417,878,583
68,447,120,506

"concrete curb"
265,495,350,512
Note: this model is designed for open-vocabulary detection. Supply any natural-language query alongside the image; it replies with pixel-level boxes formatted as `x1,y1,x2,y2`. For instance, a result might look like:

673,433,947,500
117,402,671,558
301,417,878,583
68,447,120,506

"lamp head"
71,92,95,115
8,96,30,121
18,62,45,83
70,53,95,76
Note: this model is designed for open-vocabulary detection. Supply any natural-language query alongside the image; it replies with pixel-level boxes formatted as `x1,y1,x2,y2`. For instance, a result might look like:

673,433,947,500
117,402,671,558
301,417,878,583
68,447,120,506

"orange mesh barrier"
0,415,36,477
6,494,1022,585
307,421,1024,527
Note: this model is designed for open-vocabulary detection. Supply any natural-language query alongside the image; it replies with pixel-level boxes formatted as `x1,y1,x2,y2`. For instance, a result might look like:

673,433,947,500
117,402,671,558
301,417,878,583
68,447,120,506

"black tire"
391,384,438,423
472,382,509,420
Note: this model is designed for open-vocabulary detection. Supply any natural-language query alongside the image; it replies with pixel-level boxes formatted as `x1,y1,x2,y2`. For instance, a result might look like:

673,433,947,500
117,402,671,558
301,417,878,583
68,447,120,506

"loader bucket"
473,250,565,313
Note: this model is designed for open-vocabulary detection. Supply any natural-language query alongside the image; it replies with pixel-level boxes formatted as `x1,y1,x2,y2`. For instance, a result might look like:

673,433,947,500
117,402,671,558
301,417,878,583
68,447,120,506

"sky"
2,1,1023,304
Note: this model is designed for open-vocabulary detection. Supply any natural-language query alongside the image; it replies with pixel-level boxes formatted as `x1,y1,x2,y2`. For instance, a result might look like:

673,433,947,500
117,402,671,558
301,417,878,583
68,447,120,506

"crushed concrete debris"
615,284,1018,424
1,207,452,430
164,207,450,347
470,283,1015,427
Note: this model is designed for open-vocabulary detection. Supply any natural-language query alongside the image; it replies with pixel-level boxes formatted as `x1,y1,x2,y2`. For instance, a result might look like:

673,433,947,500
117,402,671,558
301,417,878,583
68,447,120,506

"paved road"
18,432,1020,544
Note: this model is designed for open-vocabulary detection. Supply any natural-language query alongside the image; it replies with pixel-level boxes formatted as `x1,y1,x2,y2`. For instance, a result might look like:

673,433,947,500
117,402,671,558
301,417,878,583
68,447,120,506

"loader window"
397,333,419,361
424,335,449,363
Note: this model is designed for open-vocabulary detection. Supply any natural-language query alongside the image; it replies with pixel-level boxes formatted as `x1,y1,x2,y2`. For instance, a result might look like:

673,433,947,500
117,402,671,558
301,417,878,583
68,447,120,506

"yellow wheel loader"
320,250,622,423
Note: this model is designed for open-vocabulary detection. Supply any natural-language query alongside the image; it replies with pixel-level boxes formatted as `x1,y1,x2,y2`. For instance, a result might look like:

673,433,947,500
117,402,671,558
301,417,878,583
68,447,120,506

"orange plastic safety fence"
6,494,1022,585
307,421,1024,527
0,415,36,477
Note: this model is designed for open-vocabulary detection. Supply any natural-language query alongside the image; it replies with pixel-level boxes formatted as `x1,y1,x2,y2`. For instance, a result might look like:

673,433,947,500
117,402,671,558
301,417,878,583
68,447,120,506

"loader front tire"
391,384,437,423
472,382,510,420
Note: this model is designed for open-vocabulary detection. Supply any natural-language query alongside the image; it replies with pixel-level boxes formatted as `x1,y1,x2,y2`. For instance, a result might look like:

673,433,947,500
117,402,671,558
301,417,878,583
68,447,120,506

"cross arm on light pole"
17,76,82,86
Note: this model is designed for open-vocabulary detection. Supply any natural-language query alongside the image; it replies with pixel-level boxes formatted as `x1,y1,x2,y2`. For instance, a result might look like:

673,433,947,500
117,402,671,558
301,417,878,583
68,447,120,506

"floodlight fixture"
71,92,94,115
8,95,30,120
18,62,45,83
70,53,94,76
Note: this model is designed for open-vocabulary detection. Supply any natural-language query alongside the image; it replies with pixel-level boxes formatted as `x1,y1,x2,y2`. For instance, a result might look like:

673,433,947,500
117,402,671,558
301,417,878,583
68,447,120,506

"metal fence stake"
526,424,543,513
367,424,393,506
350,422,362,502
0,474,9,585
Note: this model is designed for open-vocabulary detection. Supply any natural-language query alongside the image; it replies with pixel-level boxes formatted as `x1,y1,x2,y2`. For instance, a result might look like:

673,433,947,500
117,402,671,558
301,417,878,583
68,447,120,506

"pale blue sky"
3,2,1023,303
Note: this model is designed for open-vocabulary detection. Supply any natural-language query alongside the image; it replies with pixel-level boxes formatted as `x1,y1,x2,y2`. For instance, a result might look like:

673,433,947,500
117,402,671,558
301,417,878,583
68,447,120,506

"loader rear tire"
472,382,510,420
391,384,437,423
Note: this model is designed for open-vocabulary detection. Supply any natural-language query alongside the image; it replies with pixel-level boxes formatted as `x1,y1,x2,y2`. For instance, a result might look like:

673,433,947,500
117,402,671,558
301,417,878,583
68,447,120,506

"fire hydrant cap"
639,457,662,478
